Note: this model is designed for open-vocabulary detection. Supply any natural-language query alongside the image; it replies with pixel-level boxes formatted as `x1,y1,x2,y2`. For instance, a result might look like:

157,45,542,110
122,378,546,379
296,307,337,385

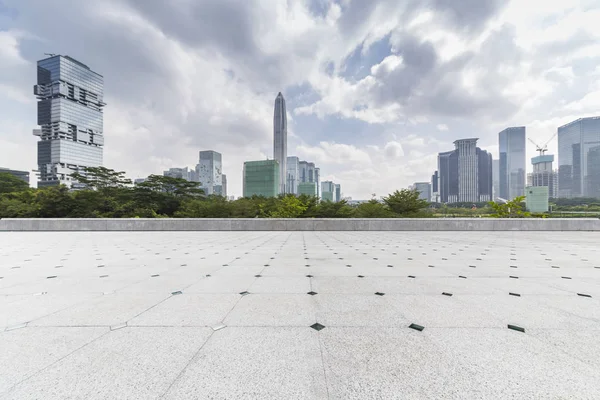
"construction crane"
528,131,558,156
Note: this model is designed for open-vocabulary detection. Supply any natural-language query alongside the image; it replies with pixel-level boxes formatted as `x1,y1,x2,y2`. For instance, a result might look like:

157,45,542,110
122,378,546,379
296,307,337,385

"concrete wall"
1,218,599,231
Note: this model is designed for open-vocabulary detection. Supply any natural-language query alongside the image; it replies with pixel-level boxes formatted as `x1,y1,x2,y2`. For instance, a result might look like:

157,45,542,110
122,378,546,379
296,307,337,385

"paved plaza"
1,231,600,399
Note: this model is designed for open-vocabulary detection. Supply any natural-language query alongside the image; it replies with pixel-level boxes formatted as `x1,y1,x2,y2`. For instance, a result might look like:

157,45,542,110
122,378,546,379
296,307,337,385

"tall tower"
498,126,526,200
273,92,287,194
33,55,105,188
454,138,479,203
196,150,223,195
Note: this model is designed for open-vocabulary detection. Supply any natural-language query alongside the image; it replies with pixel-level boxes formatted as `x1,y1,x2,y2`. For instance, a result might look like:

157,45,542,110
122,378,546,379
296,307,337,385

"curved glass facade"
558,117,600,198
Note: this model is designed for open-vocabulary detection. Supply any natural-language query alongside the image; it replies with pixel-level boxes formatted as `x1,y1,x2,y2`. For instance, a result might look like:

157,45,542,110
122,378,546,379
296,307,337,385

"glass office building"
243,160,280,197
298,182,317,196
33,55,105,188
499,127,526,200
196,150,223,195
558,117,600,198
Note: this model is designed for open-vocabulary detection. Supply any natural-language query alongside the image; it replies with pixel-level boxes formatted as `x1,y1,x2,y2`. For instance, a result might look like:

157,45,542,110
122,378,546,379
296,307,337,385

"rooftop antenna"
528,131,558,156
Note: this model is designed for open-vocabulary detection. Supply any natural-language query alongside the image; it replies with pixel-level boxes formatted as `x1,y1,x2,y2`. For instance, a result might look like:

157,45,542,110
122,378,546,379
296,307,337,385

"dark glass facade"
498,127,526,200
558,117,600,198
33,55,104,187
438,142,492,203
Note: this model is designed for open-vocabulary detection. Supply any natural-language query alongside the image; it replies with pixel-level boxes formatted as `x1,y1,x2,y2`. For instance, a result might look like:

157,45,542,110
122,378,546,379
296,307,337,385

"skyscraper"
321,181,335,202
529,154,557,199
33,55,105,188
273,92,287,194
492,159,499,200
335,184,341,202
412,182,432,201
438,138,492,203
286,156,299,195
499,127,526,200
558,117,600,198
196,150,223,195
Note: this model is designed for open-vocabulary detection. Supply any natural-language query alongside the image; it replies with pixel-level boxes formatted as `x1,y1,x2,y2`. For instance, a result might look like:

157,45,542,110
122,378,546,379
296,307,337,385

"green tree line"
0,167,431,218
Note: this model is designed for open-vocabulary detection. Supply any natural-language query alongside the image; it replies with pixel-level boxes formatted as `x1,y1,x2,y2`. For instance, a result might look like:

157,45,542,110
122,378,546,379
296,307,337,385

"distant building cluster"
242,92,340,201
4,53,597,206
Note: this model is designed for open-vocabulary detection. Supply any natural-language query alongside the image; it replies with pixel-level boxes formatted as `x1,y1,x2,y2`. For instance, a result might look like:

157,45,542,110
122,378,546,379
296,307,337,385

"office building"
529,154,557,199
412,182,431,201
335,184,341,202
243,160,279,197
438,138,492,203
222,174,227,198
0,168,30,184
558,117,600,198
298,182,317,196
286,156,299,195
196,150,223,195
163,167,197,182
431,171,439,203
321,181,335,202
33,55,105,188
499,127,526,200
134,178,147,185
273,92,287,194
492,159,499,200
298,160,321,198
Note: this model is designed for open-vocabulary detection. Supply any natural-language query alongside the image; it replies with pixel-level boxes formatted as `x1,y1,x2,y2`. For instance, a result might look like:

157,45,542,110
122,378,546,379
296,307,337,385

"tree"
35,186,75,218
136,175,204,197
354,199,394,218
269,195,308,218
488,196,531,218
0,173,29,194
382,189,429,215
70,167,131,191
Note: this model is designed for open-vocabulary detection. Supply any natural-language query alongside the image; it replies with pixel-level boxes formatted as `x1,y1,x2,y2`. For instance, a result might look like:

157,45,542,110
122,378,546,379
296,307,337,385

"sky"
1,0,599,199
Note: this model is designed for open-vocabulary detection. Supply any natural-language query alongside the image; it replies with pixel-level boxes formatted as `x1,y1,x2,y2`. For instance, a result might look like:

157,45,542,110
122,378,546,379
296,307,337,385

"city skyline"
1,1,599,198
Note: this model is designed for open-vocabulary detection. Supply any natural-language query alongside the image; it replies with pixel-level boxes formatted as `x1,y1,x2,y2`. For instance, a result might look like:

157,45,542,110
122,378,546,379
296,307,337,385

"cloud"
0,0,599,198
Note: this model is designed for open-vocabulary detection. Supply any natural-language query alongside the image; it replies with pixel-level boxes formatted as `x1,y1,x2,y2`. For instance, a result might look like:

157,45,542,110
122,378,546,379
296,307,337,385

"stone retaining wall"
1,218,599,231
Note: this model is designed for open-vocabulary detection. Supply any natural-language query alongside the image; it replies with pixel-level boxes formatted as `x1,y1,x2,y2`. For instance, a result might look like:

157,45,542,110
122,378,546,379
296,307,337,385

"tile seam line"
0,328,111,397
158,330,216,399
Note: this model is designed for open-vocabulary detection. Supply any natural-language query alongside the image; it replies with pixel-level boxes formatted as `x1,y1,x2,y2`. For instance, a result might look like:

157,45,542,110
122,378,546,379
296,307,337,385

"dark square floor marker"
358,275,365,278
47,276,57,279
510,276,519,279
100,275,108,278
310,323,325,331
254,274,262,278
469,265,476,268
306,274,313,278
151,274,159,277
307,291,318,296
409,323,424,332
562,276,572,279
172,291,182,295
577,293,592,298
459,276,467,279
375,292,385,296
508,324,525,333
239,291,250,296
509,292,521,297
442,292,453,296
408,275,415,278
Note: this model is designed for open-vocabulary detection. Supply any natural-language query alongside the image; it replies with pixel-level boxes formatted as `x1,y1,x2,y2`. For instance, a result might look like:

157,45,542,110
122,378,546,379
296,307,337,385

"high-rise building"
163,167,196,182
529,154,557,199
558,117,600,198
438,138,492,203
286,156,299,195
196,150,223,195
33,55,105,188
222,174,227,198
243,160,280,197
335,184,341,202
492,159,499,200
499,127,526,200
298,160,321,198
321,181,335,202
315,168,321,198
412,182,431,201
0,167,30,184
431,171,439,202
298,182,317,196
273,92,287,194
